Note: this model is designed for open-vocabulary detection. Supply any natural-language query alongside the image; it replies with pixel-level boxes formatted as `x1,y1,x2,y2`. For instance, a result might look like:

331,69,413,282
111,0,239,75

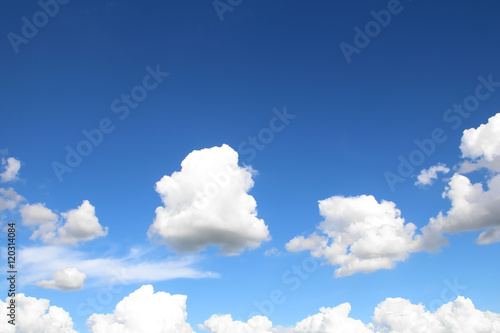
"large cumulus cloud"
87,284,194,333
148,144,270,255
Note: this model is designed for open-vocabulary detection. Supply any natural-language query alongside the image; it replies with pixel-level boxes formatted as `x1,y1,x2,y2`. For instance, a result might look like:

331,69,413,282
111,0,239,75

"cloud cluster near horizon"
3,285,500,333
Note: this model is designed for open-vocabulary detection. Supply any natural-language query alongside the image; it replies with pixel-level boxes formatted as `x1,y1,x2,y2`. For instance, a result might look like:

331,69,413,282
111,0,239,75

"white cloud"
201,296,500,333
87,284,195,333
460,112,500,173
1,294,77,333
20,202,58,226
0,187,24,211
0,157,21,182
34,267,87,291
20,200,108,245
420,173,500,249
148,144,270,255
415,163,450,186
373,296,500,333
276,303,373,333
264,247,280,256
57,200,108,245
286,195,419,277
477,227,500,245
2,290,499,333
200,314,273,333
18,245,218,289
20,202,59,243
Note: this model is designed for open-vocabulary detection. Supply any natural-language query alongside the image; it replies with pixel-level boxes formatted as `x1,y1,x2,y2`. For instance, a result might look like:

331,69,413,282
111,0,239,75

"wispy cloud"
18,245,219,289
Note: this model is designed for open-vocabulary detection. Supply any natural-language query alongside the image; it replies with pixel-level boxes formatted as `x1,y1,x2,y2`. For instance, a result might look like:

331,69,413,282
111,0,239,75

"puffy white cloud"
286,195,419,277
57,200,108,245
278,303,373,333
20,200,108,245
34,267,87,291
2,291,498,333
200,314,273,333
20,202,58,226
264,247,280,256
20,202,59,243
0,187,24,211
373,296,500,333
148,144,270,255
201,297,500,333
415,163,450,186
417,114,500,248
0,157,21,182
87,284,195,333
421,173,500,248
1,294,77,333
460,112,500,173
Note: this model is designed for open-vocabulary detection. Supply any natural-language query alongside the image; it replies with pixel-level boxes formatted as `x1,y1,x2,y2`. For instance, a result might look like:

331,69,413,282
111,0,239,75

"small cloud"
0,157,21,183
477,227,500,245
57,200,108,245
414,163,450,186
34,267,87,291
264,247,280,256
459,112,500,173
0,187,24,211
20,200,108,245
18,245,219,289
1,294,77,332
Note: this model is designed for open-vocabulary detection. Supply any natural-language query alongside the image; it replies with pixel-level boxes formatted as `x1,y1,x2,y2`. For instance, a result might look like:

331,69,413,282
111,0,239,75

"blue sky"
1,1,500,332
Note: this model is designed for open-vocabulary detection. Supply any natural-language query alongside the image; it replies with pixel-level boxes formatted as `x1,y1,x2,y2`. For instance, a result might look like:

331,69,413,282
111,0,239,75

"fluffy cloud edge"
3,285,500,333
34,267,87,291
148,144,270,255
20,200,108,245
1,294,77,333
287,113,500,277
415,163,450,186
286,194,420,277
0,157,21,183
